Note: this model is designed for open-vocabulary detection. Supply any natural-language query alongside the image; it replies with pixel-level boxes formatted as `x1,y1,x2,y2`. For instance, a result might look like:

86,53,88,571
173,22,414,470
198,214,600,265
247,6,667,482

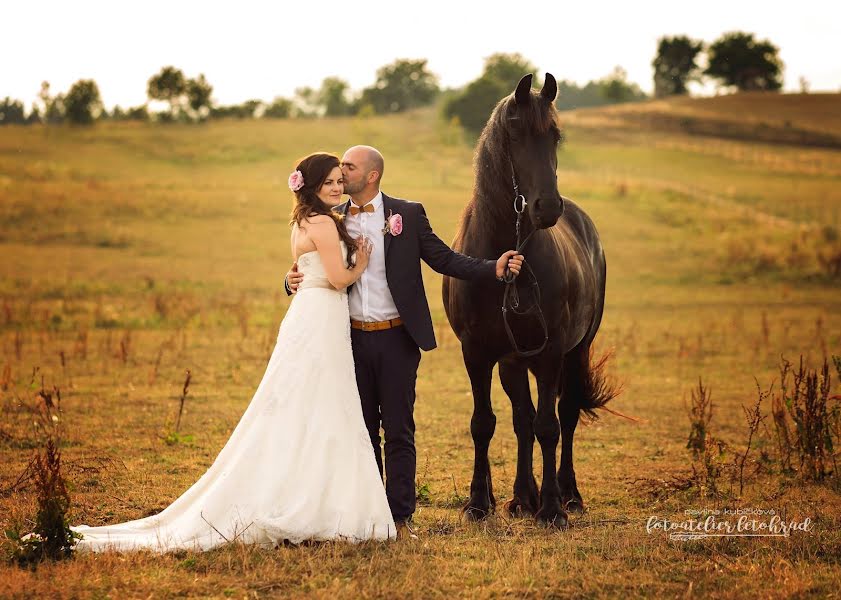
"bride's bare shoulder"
303,214,333,226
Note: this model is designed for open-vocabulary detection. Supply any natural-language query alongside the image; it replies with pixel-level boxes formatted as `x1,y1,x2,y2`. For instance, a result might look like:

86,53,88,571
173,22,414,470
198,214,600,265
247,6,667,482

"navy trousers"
350,325,421,523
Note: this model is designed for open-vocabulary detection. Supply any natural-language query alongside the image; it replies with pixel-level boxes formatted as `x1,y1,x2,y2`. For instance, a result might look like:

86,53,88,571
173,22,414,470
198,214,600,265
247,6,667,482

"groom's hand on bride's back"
496,251,524,280
285,263,304,295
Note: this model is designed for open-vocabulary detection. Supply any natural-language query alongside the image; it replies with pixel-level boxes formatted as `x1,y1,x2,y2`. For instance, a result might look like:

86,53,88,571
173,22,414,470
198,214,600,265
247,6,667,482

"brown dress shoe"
395,521,418,540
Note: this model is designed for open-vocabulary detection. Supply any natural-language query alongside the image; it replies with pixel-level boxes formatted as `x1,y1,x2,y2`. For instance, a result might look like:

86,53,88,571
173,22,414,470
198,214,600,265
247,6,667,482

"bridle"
501,161,549,357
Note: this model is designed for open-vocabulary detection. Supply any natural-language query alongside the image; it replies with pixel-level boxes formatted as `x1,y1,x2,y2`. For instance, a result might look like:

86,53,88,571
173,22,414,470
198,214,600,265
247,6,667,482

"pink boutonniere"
382,210,403,236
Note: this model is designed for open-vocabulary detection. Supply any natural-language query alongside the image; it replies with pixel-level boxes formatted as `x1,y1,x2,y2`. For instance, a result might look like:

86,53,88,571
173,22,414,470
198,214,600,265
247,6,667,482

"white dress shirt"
344,192,400,322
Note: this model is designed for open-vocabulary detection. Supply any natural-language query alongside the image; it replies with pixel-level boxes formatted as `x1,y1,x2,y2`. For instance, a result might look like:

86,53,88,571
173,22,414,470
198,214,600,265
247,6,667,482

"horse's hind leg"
499,360,538,516
558,344,587,513
462,344,496,521
533,351,568,528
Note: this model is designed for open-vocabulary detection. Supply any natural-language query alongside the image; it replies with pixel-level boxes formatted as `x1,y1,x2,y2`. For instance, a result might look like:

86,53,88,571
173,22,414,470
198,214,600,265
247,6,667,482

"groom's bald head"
341,146,385,197
345,146,383,179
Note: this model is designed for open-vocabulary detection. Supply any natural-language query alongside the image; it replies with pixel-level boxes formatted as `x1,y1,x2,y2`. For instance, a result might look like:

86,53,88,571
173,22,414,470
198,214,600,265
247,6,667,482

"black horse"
443,73,617,527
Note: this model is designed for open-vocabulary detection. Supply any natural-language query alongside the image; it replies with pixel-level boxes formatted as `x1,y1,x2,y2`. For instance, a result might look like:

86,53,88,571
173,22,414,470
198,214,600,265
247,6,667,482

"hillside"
563,92,841,148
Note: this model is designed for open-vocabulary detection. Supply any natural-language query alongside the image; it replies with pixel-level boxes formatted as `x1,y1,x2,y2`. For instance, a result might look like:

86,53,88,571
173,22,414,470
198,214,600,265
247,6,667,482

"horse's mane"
465,90,562,236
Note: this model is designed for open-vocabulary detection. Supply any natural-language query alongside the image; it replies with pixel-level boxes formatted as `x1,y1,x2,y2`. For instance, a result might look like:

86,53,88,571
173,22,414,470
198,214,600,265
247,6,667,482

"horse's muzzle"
532,196,564,228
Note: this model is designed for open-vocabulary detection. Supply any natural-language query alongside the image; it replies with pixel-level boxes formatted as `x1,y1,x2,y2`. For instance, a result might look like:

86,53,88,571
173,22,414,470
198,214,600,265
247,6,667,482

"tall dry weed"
686,377,713,456
8,383,81,566
771,355,840,481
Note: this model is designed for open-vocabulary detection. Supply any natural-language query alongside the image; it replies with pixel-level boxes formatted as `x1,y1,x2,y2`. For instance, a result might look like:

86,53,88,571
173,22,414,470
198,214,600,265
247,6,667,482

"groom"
286,146,522,539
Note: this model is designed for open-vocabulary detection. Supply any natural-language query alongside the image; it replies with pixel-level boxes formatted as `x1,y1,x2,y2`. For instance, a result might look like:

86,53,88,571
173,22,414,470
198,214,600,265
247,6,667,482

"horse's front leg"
462,343,496,521
533,352,568,528
499,360,538,516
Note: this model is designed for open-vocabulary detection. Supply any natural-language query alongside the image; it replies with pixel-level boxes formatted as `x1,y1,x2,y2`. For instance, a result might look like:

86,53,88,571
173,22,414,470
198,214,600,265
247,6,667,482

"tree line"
0,31,787,132
652,31,784,97
0,59,441,127
0,54,646,132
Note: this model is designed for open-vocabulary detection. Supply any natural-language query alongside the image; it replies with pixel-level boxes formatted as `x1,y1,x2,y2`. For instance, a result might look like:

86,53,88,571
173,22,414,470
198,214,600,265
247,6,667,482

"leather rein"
501,164,549,357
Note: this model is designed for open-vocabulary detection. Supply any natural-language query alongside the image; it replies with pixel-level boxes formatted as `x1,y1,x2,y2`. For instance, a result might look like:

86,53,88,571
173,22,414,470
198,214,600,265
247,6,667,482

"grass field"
1,93,840,598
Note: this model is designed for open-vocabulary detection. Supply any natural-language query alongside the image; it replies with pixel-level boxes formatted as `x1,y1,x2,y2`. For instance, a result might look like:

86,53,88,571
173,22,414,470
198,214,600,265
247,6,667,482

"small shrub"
9,385,81,566
416,482,431,505
691,432,728,498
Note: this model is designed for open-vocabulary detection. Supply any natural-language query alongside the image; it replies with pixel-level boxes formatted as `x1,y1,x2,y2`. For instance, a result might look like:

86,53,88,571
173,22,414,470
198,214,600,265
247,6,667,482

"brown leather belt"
350,317,404,332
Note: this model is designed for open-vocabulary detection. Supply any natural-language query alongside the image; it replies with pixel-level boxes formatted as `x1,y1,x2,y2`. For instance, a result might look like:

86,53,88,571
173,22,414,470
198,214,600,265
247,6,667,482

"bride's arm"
306,215,371,289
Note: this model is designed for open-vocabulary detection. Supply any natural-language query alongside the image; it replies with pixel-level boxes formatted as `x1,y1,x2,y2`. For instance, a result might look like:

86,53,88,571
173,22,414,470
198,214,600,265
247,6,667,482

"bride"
71,152,396,551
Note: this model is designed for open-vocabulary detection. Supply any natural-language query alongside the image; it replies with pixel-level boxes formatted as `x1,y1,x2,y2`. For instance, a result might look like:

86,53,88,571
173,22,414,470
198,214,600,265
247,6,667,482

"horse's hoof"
535,506,569,529
462,504,493,521
564,498,586,514
505,497,536,518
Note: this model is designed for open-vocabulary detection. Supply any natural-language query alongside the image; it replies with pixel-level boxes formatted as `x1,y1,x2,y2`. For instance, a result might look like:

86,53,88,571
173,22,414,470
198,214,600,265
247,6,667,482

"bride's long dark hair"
289,153,355,267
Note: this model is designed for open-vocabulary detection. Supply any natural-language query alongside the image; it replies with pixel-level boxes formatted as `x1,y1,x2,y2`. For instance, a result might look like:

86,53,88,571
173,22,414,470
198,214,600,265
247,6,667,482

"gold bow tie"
349,203,375,216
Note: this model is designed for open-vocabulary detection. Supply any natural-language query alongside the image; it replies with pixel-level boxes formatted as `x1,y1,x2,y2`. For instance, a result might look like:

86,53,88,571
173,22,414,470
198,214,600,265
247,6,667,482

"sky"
2,0,840,110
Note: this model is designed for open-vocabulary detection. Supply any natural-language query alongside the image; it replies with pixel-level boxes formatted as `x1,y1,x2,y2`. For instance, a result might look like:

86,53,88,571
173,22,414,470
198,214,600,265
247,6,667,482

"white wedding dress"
71,243,396,552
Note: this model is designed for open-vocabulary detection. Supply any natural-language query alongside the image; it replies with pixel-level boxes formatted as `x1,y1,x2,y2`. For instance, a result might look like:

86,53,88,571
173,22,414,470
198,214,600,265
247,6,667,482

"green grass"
1,97,840,598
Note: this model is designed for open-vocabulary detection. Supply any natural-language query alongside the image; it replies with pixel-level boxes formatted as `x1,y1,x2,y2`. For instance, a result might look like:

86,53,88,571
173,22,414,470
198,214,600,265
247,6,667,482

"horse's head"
505,73,564,229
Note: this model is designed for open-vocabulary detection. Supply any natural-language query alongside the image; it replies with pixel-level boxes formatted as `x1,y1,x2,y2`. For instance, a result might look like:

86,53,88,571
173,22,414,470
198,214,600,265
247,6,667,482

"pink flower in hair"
288,170,305,192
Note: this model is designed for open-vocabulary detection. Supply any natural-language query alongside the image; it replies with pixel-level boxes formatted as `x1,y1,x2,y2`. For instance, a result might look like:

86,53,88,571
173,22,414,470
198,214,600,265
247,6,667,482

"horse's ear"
541,73,557,102
515,74,533,105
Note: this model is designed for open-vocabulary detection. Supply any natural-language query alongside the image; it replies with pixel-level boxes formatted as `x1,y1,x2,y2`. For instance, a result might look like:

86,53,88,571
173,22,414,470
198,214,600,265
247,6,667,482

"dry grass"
566,92,841,148
1,99,840,597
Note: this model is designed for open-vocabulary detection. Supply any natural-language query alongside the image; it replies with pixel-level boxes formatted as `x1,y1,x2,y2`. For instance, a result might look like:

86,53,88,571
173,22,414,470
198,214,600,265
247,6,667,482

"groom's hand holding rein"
497,251,524,281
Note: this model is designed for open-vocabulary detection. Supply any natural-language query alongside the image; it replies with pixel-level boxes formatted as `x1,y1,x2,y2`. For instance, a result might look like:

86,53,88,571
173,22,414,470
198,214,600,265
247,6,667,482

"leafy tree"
263,97,293,119
653,35,704,97
109,104,148,121
147,66,187,117
186,74,213,121
443,77,508,135
555,80,609,110
482,53,540,89
39,82,64,124
125,105,149,121
318,77,355,116
0,97,27,125
799,76,810,94
599,67,647,103
239,99,263,118
292,86,319,118
209,100,262,119
705,31,783,91
443,53,539,135
63,79,103,125
360,59,439,114
27,104,42,124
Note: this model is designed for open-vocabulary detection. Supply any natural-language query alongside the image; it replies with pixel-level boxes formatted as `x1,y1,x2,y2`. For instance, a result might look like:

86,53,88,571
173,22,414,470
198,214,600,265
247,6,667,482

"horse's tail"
562,345,625,423
581,347,625,421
